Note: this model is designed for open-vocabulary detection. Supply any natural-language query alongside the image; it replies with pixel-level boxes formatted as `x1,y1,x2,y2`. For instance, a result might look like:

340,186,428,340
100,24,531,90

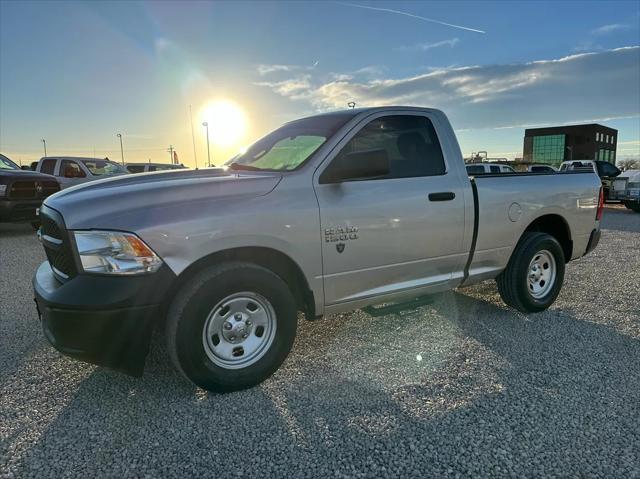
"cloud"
336,2,486,34
257,46,640,130
592,24,629,35
257,62,319,76
397,38,460,52
254,75,313,101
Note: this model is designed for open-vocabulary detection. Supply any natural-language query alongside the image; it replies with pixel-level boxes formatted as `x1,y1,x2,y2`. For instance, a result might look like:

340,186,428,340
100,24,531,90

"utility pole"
189,105,198,169
168,145,175,164
41,139,47,158
116,133,124,165
202,121,211,167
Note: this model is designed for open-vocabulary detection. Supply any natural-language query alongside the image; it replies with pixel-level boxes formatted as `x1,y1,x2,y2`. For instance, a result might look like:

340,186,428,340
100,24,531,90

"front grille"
41,181,60,198
9,181,36,199
8,180,60,199
40,208,76,280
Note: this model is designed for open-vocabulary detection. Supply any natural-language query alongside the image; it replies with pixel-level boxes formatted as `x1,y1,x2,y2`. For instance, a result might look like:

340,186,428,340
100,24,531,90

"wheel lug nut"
242,333,248,339
246,320,252,326
229,336,236,341
223,322,232,330
234,313,242,321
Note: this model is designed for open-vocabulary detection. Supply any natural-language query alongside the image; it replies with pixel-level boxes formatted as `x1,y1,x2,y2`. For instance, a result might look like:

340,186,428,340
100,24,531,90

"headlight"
72,230,163,275
0,184,7,197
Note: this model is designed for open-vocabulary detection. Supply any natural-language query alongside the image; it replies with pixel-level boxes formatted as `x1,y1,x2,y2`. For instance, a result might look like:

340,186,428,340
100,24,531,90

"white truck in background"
34,157,129,189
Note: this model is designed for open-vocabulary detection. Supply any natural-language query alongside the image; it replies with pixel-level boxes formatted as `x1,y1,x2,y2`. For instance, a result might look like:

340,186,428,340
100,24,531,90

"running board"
362,295,434,317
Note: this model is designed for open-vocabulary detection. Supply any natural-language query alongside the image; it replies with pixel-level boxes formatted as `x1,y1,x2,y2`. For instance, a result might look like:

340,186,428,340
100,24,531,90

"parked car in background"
559,160,621,200
126,162,187,173
0,153,60,226
613,169,640,212
527,164,558,173
465,162,516,174
33,106,603,393
34,157,129,189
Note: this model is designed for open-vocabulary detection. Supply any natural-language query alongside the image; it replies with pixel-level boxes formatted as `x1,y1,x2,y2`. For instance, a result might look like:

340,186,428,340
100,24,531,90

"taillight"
596,187,604,221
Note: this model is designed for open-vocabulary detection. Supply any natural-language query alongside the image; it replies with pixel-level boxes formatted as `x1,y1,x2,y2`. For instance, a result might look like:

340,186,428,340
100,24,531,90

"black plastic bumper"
33,261,176,376
584,228,601,256
0,199,42,222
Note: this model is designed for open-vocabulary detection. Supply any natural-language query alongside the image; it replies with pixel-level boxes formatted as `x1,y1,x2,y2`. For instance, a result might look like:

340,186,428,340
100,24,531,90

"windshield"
0,154,19,170
81,159,128,176
226,114,355,171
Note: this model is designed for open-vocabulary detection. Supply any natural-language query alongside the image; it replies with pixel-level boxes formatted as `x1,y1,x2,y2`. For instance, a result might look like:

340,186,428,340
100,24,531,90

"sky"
1,0,639,167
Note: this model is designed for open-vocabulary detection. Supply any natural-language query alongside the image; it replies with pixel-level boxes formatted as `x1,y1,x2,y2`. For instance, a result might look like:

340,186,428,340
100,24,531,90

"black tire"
623,201,640,213
496,232,565,313
166,261,297,393
31,221,40,231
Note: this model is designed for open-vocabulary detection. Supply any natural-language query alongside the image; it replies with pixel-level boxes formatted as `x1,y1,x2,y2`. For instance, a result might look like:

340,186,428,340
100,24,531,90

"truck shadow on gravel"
9,290,640,477
0,223,36,238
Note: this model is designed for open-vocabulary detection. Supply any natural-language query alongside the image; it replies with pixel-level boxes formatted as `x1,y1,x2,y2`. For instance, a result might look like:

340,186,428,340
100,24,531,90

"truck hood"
1,169,58,181
44,168,282,229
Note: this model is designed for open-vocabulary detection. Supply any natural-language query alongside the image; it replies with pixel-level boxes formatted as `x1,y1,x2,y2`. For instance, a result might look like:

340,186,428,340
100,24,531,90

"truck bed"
463,170,601,285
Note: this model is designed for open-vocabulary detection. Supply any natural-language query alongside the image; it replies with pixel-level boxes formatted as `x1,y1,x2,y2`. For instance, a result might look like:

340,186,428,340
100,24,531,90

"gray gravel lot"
1,206,639,478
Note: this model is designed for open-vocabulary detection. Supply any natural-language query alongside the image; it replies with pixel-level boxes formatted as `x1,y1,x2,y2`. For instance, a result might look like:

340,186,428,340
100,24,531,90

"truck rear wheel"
166,262,297,393
496,232,565,313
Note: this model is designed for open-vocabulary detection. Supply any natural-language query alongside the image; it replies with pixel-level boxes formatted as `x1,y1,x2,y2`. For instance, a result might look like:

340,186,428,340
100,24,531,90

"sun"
200,100,247,147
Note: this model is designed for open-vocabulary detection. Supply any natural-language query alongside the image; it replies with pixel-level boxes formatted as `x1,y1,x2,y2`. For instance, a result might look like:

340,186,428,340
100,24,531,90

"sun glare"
200,100,247,147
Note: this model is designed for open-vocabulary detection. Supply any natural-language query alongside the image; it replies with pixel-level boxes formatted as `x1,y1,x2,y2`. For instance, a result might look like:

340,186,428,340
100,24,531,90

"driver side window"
60,160,86,178
326,115,446,181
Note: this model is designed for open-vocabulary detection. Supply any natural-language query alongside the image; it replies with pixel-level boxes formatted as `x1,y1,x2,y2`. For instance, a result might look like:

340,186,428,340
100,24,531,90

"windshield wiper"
228,163,265,171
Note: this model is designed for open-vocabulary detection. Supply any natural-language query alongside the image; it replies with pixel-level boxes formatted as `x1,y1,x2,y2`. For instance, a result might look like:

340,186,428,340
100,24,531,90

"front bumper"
33,261,176,376
0,199,43,222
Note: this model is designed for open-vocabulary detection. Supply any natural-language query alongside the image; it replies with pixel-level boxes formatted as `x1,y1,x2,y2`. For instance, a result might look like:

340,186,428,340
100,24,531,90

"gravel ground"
1,206,639,478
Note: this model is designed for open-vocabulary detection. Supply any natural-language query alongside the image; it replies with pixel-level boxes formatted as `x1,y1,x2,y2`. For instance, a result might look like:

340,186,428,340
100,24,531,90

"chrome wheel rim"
527,250,556,299
202,292,277,369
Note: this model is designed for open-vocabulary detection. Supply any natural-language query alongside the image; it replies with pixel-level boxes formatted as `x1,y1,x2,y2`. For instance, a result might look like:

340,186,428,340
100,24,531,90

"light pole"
116,133,124,165
41,139,47,158
189,105,198,169
202,121,211,167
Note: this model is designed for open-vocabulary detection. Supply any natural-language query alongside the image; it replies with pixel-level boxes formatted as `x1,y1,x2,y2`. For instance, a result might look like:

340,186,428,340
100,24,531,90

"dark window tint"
40,159,56,175
332,115,445,180
597,161,620,177
60,160,86,178
126,165,145,173
489,165,500,173
148,165,157,172
466,165,485,175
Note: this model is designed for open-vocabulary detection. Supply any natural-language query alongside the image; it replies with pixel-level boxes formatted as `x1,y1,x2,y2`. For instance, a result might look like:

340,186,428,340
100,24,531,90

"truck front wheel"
166,262,297,392
496,232,565,313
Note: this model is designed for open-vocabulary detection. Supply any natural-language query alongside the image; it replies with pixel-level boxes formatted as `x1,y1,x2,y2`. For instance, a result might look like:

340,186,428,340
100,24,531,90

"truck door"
314,113,467,306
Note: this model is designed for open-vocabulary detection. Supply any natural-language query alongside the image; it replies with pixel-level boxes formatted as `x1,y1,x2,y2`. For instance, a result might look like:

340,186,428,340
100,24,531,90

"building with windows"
522,124,617,167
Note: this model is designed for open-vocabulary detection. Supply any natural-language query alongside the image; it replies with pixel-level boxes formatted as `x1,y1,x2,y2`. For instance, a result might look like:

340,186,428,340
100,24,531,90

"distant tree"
617,159,640,171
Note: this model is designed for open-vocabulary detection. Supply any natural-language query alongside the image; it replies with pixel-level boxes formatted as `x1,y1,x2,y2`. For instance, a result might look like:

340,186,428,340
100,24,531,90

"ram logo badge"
324,225,359,243
336,243,345,253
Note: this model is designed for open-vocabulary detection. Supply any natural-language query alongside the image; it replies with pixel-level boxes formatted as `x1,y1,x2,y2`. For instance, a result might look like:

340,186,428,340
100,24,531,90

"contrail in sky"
337,2,486,34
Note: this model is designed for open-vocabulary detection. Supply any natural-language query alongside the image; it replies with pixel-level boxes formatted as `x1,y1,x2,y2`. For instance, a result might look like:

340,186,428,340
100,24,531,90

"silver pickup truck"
33,107,603,392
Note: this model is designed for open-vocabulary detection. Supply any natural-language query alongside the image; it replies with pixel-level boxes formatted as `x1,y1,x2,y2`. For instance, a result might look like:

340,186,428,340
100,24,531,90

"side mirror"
322,149,390,183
